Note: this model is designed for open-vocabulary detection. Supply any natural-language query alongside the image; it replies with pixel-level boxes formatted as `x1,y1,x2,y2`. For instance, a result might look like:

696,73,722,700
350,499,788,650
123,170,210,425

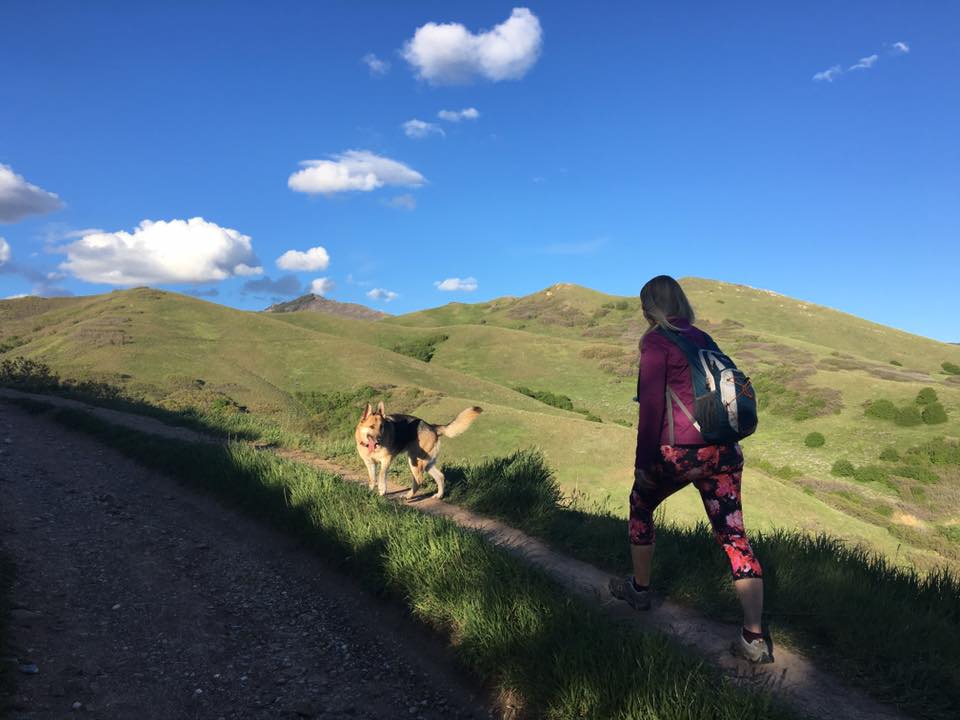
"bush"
889,360,903,367
831,459,855,477
922,403,949,425
894,406,923,427
943,361,960,376
891,466,940,485
916,388,938,405
390,333,449,363
865,399,897,421
854,465,890,484
879,447,901,462
804,432,826,448
513,386,575,412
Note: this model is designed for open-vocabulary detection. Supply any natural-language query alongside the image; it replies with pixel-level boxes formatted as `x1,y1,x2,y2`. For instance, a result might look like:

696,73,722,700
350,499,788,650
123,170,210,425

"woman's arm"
634,334,668,471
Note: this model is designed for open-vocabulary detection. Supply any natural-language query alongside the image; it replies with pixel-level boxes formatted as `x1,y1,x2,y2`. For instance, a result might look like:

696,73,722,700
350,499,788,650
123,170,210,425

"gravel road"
0,400,491,719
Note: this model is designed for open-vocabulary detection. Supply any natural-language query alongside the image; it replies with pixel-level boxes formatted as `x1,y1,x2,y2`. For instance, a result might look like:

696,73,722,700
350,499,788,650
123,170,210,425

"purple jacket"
634,318,708,470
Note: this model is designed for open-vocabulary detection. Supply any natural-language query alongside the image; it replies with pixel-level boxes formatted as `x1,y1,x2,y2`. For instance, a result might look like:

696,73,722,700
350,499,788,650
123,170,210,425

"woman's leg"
693,445,765,632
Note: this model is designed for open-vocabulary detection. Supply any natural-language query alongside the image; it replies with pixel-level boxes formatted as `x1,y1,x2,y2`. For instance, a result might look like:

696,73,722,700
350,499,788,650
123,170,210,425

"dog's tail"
436,406,483,438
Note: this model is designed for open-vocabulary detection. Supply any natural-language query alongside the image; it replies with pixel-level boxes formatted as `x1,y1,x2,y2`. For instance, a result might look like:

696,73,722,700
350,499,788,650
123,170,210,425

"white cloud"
288,150,425,195
362,53,390,76
57,217,263,285
849,54,878,71
0,237,9,265
813,65,843,82
891,41,910,55
402,8,542,85
437,107,480,122
309,277,335,296
435,276,478,292
387,194,417,210
403,119,445,139
0,164,64,223
367,287,399,302
276,245,330,271
4,293,28,300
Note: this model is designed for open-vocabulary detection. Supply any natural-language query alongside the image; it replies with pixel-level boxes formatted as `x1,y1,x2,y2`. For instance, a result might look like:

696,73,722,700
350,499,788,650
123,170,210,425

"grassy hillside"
2,280,959,572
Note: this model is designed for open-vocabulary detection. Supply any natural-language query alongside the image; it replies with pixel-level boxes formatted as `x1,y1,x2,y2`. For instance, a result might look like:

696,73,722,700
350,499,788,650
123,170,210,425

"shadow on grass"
26,403,791,720
444,448,960,720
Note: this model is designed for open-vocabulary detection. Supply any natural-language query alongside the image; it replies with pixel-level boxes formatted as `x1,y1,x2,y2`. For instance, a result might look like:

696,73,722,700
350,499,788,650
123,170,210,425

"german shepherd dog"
355,402,482,500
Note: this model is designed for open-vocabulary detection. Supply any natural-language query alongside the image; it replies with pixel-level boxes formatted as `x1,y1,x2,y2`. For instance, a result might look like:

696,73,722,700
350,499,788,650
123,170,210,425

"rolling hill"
2,279,959,572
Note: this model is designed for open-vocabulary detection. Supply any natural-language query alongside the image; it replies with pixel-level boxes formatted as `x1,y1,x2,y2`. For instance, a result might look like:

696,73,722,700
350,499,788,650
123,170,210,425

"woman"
609,275,772,664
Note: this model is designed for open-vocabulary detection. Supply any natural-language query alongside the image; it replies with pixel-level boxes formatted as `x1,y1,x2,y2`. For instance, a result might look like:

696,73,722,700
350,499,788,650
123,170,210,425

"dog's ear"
361,403,372,420
376,401,386,416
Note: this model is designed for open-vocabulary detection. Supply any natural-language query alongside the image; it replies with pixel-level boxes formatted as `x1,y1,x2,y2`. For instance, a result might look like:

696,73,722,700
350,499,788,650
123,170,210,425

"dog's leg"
363,457,377,490
406,456,425,501
427,465,445,500
378,456,394,496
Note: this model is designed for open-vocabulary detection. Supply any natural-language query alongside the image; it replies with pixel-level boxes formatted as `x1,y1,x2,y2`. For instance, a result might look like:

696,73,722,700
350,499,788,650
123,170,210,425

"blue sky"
2,2,957,341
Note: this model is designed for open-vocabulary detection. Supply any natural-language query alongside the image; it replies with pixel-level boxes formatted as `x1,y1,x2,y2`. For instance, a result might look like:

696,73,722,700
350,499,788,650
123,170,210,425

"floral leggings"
629,444,763,579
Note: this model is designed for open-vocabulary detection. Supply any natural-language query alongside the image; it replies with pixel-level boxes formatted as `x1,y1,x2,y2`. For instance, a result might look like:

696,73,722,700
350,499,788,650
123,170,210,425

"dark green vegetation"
512,386,603,422
751,365,841,421
804,432,826,448
389,333,449,363
865,393,950,427
17,401,792,720
942,361,960,376
832,460,855,477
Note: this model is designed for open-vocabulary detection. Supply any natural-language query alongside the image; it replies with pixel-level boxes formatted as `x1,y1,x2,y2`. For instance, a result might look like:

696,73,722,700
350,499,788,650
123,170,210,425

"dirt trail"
0,389,907,720
0,397,490,719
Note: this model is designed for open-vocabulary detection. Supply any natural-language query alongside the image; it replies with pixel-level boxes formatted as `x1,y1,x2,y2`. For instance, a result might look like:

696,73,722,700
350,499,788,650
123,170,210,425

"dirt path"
0,398,491,719
0,390,907,720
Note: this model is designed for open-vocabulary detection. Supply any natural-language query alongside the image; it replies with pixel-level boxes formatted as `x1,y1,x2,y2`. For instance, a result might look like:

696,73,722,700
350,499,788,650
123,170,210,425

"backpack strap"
667,385,701,437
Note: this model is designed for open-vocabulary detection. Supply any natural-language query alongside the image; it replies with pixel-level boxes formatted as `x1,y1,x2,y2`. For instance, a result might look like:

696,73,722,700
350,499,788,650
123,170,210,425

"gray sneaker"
731,631,774,664
608,576,651,611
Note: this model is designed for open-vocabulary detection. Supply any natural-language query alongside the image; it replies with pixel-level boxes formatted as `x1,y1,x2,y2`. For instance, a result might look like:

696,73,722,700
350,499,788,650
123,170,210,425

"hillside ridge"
264,293,389,320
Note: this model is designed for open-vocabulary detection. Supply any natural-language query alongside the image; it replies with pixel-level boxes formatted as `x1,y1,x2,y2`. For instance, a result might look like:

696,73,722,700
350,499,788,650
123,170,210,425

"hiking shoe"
731,631,774,664
608,576,651,611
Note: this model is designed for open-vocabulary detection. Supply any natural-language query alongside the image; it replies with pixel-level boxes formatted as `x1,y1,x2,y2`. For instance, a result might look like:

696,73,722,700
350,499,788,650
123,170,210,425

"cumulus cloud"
309,277,335,296
849,54,878,71
891,41,910,55
276,245,330,271
367,287,398,302
437,107,480,122
57,217,263,285
0,164,64,223
241,274,302,297
387,194,417,210
402,8,542,85
813,65,843,82
435,276,478,292
362,53,391,76
0,237,9,265
403,119,445,139
288,150,425,195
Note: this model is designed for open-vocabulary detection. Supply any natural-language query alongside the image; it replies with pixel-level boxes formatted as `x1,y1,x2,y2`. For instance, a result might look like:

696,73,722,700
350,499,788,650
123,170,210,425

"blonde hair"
640,275,695,333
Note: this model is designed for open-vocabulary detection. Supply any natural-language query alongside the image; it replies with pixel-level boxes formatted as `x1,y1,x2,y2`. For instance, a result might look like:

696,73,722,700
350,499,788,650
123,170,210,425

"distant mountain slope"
264,294,389,320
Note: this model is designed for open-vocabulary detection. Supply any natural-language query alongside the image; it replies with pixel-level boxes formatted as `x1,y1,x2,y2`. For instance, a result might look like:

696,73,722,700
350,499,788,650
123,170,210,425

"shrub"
390,333,449,363
865,399,897,421
889,360,903,367
831,459,855,477
879,447,901,462
804,432,826,448
916,388,938,405
894,406,923,427
922,403,949,425
513,386,575,412
942,361,960,376
891,466,940,485
854,465,890,484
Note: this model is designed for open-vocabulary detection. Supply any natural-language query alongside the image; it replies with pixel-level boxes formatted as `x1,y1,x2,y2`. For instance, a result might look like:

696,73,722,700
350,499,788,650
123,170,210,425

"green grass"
440,447,960,720
3,279,960,577
26,402,794,720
